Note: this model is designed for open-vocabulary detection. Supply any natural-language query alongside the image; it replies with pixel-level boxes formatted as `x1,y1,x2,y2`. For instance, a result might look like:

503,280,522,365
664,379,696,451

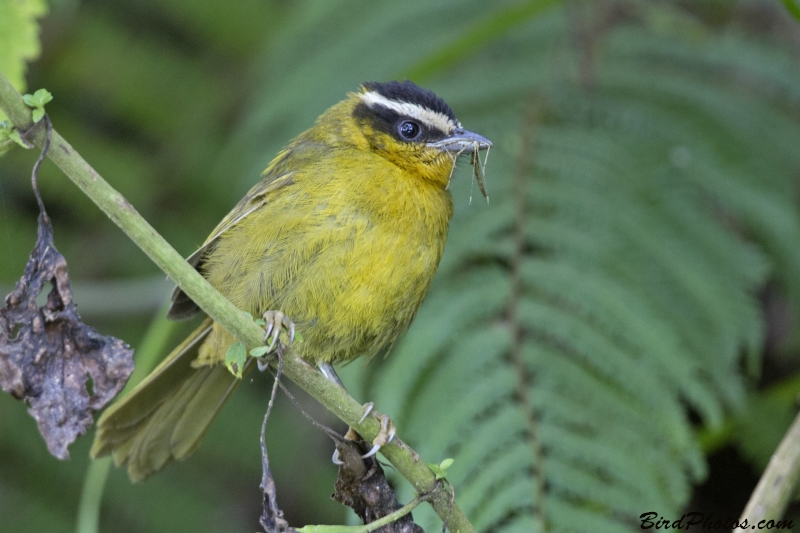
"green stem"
781,0,800,22
75,457,111,533
74,300,178,533
0,71,473,533
120,300,179,396
296,496,425,533
735,409,800,529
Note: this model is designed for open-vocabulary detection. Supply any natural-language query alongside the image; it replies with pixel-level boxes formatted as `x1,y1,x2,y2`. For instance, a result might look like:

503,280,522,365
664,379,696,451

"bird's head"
314,80,491,188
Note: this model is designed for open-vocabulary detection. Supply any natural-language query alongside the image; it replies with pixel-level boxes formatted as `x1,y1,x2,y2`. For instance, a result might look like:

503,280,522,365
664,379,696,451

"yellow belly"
199,156,452,364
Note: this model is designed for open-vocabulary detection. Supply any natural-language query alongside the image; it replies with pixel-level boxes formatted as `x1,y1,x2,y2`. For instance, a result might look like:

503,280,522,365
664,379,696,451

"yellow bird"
91,80,492,481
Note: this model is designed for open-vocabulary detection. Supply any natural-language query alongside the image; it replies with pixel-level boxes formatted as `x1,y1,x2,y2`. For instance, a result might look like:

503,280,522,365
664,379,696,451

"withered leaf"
0,212,134,459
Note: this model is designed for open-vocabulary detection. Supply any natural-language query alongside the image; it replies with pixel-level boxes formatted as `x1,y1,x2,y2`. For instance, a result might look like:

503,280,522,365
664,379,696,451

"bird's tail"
91,318,241,481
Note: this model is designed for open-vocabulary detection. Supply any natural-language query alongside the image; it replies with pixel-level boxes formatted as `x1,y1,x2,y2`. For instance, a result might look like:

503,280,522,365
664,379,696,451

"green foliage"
22,87,52,122
781,0,800,21
0,0,48,121
428,458,455,481
225,341,246,378
0,119,30,150
735,394,797,470
249,345,271,358
338,2,799,531
1,88,52,150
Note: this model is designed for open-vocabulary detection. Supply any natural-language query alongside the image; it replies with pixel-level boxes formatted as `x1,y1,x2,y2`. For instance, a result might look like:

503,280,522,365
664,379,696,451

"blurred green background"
3,0,800,531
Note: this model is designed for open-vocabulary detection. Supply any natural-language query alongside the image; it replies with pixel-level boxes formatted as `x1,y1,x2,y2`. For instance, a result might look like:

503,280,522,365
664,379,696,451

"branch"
0,71,474,533
734,409,800,531
781,0,800,23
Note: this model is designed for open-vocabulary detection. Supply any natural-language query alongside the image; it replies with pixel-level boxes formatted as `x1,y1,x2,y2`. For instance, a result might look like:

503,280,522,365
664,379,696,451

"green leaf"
20,89,52,123
34,89,52,109
249,345,270,357
22,88,52,108
328,3,800,530
0,0,48,121
428,458,454,480
8,129,30,148
224,341,246,379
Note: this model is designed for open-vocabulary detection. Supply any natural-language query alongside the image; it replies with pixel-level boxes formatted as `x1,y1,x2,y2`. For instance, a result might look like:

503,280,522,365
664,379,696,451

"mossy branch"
0,70,474,533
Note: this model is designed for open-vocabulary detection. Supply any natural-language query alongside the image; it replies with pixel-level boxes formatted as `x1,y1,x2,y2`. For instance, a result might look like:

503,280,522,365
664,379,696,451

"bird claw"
361,443,381,459
261,310,295,354
359,402,374,424
332,449,344,465
359,408,396,459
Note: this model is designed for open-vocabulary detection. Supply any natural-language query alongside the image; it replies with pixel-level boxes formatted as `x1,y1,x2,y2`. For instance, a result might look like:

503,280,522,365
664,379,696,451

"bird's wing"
91,318,254,481
167,170,296,319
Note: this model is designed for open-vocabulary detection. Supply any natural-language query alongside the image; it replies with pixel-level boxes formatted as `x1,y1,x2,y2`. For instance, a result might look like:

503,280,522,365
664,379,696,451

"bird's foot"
350,402,396,459
262,310,296,350
258,310,295,371
317,367,396,464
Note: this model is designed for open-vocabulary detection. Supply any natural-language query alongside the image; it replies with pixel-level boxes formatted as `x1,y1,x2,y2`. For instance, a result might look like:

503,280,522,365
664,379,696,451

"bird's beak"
428,128,492,153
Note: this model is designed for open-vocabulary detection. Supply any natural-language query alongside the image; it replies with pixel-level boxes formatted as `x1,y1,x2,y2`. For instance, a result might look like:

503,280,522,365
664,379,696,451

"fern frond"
348,2,800,531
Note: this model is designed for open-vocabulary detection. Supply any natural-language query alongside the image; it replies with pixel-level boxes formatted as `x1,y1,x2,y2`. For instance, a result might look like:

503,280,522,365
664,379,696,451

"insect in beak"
427,128,492,153
432,128,492,201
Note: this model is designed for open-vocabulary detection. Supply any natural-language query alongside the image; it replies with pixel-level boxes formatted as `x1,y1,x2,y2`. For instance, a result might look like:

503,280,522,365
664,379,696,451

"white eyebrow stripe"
360,91,459,134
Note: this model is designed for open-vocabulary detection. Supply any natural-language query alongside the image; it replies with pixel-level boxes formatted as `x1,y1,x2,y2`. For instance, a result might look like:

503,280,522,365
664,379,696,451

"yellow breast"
201,146,453,364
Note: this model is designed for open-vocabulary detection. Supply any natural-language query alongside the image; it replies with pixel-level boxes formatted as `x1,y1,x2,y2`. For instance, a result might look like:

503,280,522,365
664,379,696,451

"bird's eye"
397,120,421,141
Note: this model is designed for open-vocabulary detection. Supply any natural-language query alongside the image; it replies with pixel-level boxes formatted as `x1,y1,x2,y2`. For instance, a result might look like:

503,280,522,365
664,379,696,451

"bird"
90,80,492,481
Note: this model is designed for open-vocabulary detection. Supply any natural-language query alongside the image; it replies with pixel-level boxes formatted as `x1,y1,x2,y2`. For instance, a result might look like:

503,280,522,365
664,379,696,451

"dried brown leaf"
0,211,134,459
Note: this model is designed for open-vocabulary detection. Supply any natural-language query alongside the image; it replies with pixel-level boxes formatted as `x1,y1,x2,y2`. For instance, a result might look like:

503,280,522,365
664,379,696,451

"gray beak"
428,128,492,153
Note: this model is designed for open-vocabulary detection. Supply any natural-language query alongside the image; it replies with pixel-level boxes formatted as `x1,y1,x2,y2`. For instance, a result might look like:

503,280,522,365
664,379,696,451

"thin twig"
30,115,51,216
276,378,344,442
260,353,290,533
357,495,429,533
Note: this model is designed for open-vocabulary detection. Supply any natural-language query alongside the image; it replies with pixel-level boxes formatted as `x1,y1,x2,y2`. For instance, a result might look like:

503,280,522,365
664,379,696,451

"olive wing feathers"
167,172,295,320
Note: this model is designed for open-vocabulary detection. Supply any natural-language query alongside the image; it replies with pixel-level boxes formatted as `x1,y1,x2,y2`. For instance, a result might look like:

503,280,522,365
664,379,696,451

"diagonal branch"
0,70,474,533
734,409,800,531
